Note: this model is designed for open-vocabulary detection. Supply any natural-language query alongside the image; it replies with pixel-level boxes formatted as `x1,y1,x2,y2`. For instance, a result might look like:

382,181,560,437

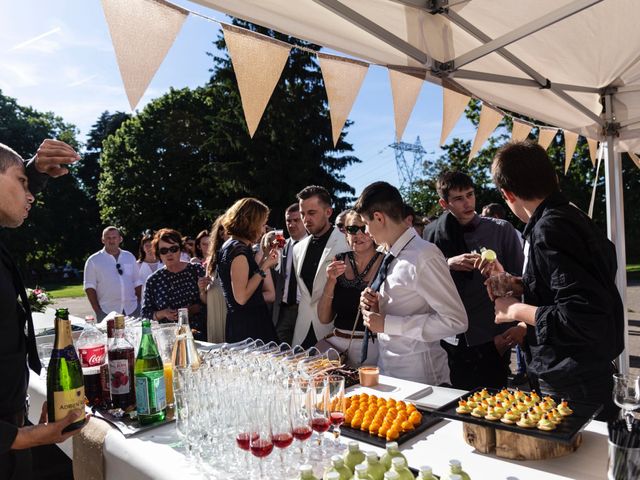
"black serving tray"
91,405,175,437
340,405,442,447
433,387,602,444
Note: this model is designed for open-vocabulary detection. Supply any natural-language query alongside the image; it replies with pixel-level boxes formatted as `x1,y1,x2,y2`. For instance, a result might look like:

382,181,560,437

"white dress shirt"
83,248,142,315
378,228,468,385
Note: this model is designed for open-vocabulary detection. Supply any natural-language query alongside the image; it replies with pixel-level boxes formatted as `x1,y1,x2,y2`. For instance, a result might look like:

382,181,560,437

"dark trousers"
441,339,511,391
301,327,317,349
0,411,31,480
275,304,298,346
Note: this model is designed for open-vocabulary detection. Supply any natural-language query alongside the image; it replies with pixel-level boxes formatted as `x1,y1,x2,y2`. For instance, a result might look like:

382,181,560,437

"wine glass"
291,377,313,463
310,375,331,460
613,373,640,430
173,388,193,460
249,396,274,479
327,375,346,452
271,385,295,477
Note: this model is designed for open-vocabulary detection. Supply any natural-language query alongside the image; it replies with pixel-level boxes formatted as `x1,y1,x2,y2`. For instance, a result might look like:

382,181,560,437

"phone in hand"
335,252,346,262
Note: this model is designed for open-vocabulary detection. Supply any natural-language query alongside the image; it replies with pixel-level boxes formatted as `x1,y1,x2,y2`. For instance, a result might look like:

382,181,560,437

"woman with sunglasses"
212,198,279,343
141,228,207,340
317,210,383,366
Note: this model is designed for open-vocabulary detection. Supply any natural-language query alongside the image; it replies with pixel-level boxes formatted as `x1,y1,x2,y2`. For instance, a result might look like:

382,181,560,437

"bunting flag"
222,25,291,137
388,69,424,142
440,88,470,146
468,104,503,162
629,152,640,169
587,138,599,167
537,128,558,150
511,120,533,142
101,0,188,110
563,130,579,174
318,54,368,146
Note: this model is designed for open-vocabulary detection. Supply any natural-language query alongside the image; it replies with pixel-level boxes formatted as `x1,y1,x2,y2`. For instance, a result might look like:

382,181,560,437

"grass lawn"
39,282,85,299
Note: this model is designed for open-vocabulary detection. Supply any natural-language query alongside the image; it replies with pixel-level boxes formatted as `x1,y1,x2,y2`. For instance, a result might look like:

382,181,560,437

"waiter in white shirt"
84,226,142,321
356,181,468,385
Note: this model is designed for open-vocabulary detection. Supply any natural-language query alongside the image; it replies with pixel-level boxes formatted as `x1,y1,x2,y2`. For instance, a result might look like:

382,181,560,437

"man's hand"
475,257,503,278
448,253,481,272
33,139,80,178
362,309,385,334
494,296,520,323
12,407,86,450
360,288,380,313
493,333,511,355
503,324,527,346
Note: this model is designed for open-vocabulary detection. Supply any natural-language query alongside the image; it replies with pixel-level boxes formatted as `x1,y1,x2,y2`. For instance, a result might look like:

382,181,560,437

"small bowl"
359,366,379,387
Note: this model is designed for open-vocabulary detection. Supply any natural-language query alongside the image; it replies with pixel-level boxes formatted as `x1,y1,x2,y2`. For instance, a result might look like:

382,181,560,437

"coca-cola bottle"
77,315,107,407
108,314,136,411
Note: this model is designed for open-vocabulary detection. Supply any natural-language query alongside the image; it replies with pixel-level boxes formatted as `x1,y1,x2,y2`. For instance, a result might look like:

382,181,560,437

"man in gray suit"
272,203,307,344
292,186,349,348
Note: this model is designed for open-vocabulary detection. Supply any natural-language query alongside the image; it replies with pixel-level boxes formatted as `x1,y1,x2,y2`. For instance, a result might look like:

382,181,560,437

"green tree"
0,90,98,280
98,19,361,239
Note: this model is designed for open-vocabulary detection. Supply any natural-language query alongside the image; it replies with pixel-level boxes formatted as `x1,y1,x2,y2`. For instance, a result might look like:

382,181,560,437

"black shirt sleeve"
0,421,18,454
24,158,49,196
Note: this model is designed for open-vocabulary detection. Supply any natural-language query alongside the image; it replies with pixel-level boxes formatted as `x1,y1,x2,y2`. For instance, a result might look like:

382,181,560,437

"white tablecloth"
28,373,608,480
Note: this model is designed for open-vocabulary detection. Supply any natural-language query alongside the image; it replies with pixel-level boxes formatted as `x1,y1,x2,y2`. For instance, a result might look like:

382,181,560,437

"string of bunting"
101,0,637,172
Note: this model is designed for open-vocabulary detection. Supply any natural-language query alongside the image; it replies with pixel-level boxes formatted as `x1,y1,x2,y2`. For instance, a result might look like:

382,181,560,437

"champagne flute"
271,385,295,477
327,375,346,452
249,396,274,479
613,373,640,430
291,377,313,463
310,375,331,460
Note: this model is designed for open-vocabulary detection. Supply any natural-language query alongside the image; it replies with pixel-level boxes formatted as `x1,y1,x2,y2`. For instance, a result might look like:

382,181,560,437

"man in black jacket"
0,140,85,479
490,141,623,420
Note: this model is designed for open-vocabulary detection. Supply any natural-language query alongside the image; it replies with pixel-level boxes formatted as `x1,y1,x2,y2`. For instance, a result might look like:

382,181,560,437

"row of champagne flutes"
172,338,347,479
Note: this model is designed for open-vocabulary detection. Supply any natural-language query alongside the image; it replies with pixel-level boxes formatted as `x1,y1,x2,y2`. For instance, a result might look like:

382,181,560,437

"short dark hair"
493,141,559,200
137,230,155,262
153,228,183,257
481,203,507,220
296,185,332,207
403,203,416,221
436,171,475,202
285,203,300,214
354,181,404,222
0,143,23,173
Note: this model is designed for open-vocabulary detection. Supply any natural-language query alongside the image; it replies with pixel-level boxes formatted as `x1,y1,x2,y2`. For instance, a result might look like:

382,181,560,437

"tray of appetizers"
433,387,602,444
340,393,442,447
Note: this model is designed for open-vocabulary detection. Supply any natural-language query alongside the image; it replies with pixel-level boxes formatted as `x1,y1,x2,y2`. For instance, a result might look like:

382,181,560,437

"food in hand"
480,248,497,262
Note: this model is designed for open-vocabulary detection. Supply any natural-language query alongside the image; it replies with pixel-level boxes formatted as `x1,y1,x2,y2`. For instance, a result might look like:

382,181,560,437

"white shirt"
137,260,163,298
83,248,142,315
378,228,468,385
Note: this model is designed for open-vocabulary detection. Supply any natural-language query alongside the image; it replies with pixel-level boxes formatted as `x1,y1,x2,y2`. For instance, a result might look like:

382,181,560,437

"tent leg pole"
605,137,629,374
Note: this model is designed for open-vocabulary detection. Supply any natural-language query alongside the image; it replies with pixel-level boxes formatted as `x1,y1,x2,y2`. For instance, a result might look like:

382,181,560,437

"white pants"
325,329,379,368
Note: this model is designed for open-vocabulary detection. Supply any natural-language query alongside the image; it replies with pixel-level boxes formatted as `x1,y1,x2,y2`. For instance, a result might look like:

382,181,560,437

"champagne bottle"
47,308,85,432
135,319,166,424
171,308,201,370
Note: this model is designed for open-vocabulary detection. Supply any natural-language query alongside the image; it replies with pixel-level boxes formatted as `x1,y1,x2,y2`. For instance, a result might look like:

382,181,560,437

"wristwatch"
255,268,267,278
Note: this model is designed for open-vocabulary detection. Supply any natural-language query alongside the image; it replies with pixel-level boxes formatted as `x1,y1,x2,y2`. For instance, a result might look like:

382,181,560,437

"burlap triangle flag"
629,152,640,169
388,69,424,142
511,119,533,142
563,130,579,174
441,88,470,146
101,0,188,110
537,128,558,150
222,25,291,137
587,138,599,167
318,54,368,146
468,104,503,162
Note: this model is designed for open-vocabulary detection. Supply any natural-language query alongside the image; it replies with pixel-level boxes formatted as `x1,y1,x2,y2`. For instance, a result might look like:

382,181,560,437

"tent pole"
604,94,630,374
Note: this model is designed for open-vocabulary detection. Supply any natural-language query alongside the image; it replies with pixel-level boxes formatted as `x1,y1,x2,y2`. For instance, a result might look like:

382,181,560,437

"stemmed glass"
173,388,191,459
310,375,331,460
291,377,313,463
271,385,295,477
327,375,346,452
613,373,640,430
249,395,274,479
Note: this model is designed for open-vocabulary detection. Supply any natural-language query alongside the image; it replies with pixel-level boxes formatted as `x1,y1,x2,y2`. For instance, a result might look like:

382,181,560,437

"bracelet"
323,293,334,299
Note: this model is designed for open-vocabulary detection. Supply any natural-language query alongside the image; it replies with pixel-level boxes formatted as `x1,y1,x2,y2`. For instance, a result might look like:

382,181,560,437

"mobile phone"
335,252,346,262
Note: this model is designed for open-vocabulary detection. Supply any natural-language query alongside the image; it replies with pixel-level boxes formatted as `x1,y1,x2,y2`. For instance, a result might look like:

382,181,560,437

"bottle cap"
114,314,125,329
299,464,313,474
325,473,340,480
348,441,360,451
331,455,344,467
420,466,433,474
449,459,461,467
392,457,407,467
450,476,462,480
386,441,399,450
85,315,96,324
384,472,400,480
366,451,379,461
355,464,368,473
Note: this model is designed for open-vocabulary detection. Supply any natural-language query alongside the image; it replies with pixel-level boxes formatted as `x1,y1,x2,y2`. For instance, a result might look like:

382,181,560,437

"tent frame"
313,0,630,372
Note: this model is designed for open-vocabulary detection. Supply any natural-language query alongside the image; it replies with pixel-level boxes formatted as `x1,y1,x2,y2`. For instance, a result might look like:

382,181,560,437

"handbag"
314,309,361,365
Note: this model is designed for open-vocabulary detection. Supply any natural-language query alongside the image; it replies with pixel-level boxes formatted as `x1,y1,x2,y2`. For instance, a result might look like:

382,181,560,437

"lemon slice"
481,248,497,262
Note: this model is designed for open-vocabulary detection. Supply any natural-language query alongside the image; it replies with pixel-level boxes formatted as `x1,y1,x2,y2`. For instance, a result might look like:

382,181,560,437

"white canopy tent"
188,0,634,370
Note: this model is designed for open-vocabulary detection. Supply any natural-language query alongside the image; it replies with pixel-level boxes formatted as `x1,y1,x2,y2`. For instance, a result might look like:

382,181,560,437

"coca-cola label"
109,359,131,394
79,344,106,367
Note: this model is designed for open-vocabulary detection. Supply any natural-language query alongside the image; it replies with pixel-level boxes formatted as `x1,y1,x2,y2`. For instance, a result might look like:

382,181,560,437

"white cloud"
10,27,62,52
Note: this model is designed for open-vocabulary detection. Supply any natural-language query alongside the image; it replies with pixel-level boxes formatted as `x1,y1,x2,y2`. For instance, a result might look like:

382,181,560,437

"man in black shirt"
0,140,85,479
291,186,348,348
490,141,623,420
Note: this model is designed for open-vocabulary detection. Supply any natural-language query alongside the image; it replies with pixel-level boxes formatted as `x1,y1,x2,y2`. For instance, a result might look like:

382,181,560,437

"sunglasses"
345,225,367,235
115,263,123,275
337,223,345,230
159,245,180,255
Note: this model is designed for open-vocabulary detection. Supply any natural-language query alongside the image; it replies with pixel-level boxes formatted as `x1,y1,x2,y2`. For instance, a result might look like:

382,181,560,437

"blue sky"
0,0,476,197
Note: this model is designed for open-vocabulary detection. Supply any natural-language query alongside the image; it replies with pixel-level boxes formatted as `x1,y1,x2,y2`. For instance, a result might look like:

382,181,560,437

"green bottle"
418,466,437,480
324,472,341,480
324,455,352,480
445,460,470,480
134,319,166,424
47,308,85,433
381,442,406,471
364,451,387,480
355,464,374,480
299,464,320,480
391,457,415,480
344,441,366,473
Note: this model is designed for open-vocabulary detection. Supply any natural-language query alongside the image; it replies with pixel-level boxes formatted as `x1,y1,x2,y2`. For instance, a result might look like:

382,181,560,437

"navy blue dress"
217,239,277,343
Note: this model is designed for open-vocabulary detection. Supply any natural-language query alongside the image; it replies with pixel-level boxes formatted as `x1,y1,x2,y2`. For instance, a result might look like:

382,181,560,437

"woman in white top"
199,217,228,343
137,231,162,294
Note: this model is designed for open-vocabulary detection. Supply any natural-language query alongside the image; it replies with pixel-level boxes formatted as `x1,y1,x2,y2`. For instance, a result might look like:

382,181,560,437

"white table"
28,373,609,480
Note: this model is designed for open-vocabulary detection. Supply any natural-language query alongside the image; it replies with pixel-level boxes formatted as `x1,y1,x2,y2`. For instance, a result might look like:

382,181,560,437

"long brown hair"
206,215,227,277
